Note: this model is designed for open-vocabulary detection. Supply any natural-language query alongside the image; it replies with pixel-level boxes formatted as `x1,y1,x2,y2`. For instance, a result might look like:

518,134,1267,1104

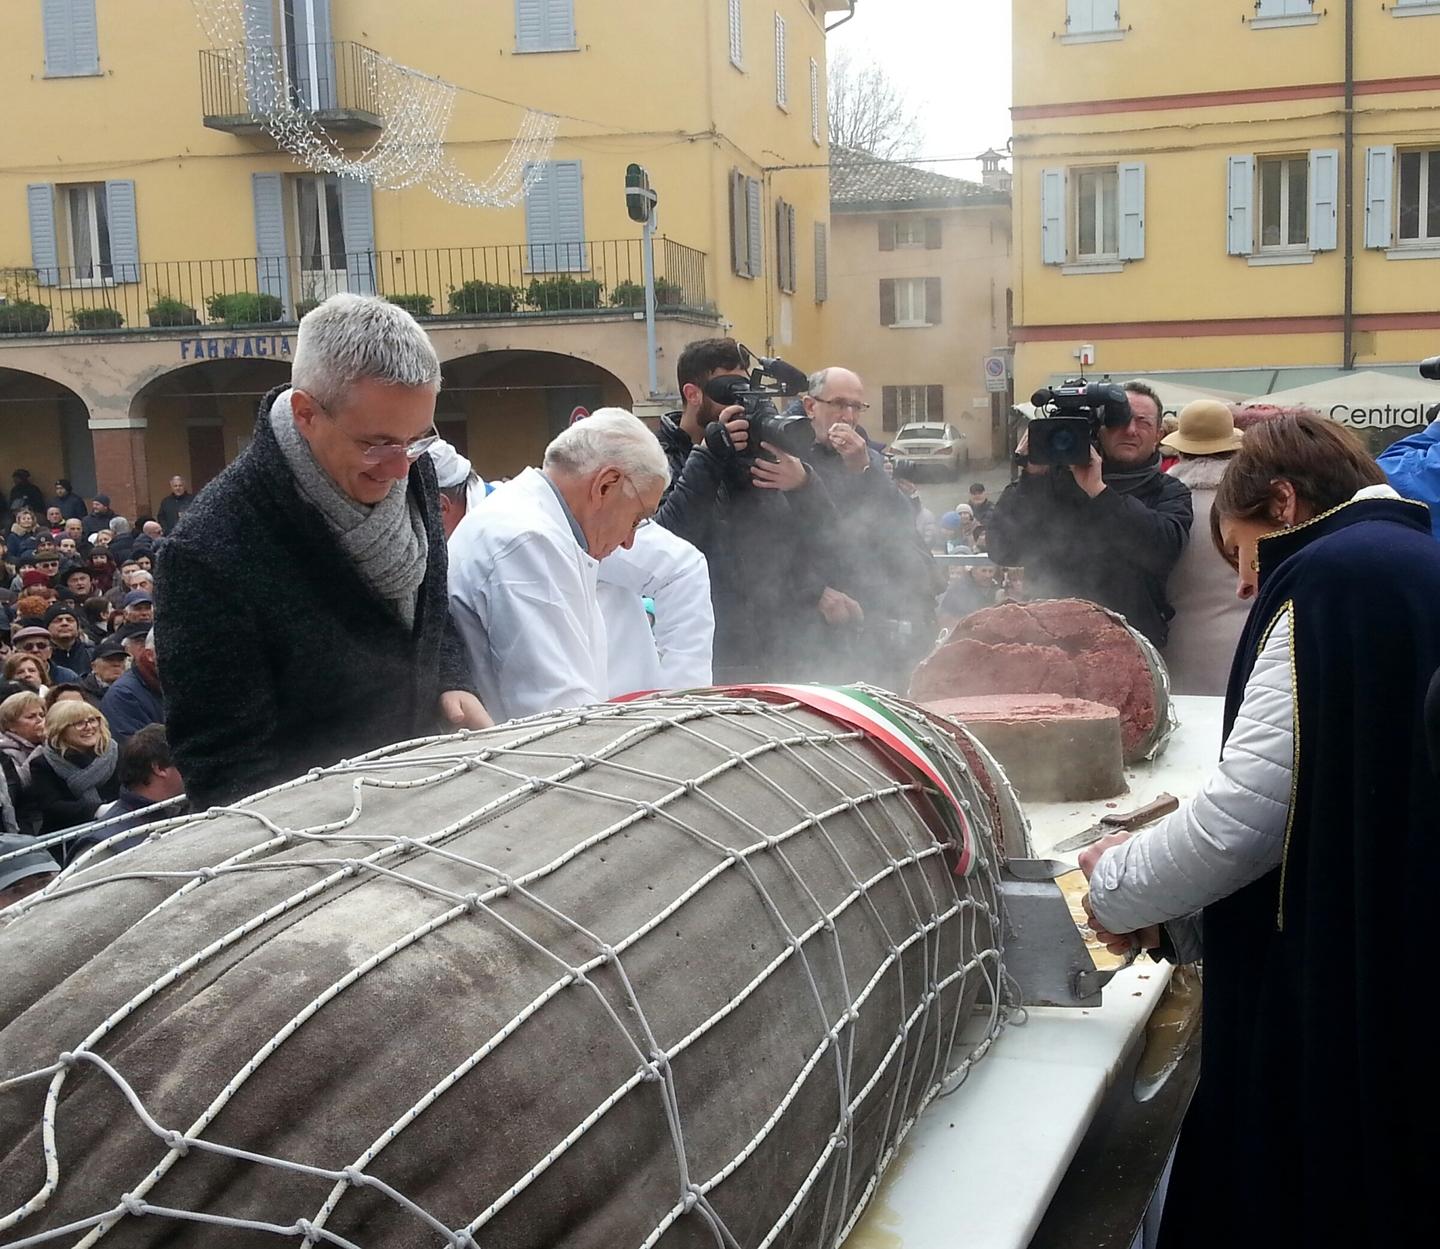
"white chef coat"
447,467,607,722
597,523,713,698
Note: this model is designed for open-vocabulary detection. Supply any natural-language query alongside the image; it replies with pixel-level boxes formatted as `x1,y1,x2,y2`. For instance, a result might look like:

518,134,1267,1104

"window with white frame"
1075,167,1119,258
1066,1,1119,34
893,217,927,248
810,58,821,144
774,14,788,110
1398,148,1440,244
1255,0,1314,18
1259,155,1309,249
896,387,930,424
728,0,743,68
63,184,112,281
892,278,928,326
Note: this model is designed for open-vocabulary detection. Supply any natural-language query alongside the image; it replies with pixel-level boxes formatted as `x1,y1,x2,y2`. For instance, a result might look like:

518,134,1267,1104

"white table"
842,696,1224,1249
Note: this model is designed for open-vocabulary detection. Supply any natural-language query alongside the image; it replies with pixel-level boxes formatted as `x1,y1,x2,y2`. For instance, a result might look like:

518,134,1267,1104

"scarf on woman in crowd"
42,741,119,809
1167,454,1232,491
269,389,428,630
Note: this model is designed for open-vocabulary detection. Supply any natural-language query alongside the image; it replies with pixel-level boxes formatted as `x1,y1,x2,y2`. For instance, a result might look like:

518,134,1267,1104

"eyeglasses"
814,397,871,414
73,718,102,729
310,396,440,466
620,476,657,535
18,641,52,653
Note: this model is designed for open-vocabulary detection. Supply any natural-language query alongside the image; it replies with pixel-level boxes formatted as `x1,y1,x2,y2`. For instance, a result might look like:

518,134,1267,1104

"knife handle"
1101,792,1180,831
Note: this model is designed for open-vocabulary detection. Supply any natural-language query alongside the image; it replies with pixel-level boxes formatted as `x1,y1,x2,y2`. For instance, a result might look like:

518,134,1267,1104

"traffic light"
626,163,657,224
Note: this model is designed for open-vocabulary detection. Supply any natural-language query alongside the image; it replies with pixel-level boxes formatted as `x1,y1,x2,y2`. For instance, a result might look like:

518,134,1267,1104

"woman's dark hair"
1210,413,1385,559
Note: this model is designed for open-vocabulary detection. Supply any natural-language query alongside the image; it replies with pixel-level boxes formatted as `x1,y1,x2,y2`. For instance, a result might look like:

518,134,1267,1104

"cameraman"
796,368,941,689
654,338,835,682
987,380,1192,648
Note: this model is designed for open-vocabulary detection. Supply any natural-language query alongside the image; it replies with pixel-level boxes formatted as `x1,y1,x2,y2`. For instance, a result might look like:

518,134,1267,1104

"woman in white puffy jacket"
1080,414,1440,1249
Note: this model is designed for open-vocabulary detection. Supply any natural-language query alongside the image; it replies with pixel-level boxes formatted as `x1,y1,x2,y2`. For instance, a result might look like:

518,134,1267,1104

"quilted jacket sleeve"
1088,607,1296,937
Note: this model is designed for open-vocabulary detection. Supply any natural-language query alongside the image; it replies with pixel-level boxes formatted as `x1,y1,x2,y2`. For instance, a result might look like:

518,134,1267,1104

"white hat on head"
427,439,473,489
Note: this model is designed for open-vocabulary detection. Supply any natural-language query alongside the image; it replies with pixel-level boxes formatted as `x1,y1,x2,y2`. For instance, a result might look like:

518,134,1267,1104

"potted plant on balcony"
146,296,201,328
609,278,684,308
0,268,50,334
447,281,519,316
526,275,603,312
206,292,285,326
387,293,435,317
71,306,125,330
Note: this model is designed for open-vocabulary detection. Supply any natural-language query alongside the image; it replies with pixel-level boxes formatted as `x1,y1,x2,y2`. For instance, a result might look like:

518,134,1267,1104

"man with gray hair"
448,408,669,721
156,293,490,806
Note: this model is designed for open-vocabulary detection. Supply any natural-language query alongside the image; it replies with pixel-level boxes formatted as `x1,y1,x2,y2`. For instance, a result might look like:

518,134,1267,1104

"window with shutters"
775,200,797,293
730,169,764,278
42,0,100,78
1398,149,1440,244
1064,1,1120,37
729,0,743,68
814,221,828,302
896,387,932,426
774,14,788,110
1259,156,1309,249
525,160,587,272
1074,167,1119,259
892,278,929,327
810,58,821,144
1252,0,1319,27
60,185,112,283
515,0,576,53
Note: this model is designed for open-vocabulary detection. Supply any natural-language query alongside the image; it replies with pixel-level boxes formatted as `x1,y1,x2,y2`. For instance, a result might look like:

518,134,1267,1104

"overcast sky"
828,0,1013,179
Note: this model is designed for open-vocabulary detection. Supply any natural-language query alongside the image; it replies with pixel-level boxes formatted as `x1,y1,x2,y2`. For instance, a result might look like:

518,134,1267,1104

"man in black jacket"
987,380,1192,648
156,476,194,534
653,338,836,683
795,367,941,690
156,294,490,807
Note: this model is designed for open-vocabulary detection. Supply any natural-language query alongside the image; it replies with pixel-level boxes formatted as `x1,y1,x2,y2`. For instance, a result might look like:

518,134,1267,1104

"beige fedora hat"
1161,399,1244,456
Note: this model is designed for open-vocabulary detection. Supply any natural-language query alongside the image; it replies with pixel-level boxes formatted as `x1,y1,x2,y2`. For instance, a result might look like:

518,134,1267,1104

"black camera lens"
1050,427,1079,455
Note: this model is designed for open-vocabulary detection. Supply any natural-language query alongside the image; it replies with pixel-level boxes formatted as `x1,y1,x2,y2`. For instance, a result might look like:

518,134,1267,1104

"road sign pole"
643,208,658,399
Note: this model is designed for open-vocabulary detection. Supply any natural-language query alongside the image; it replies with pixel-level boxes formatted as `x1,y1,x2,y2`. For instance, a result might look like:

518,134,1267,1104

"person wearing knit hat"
45,602,93,677
1159,399,1248,695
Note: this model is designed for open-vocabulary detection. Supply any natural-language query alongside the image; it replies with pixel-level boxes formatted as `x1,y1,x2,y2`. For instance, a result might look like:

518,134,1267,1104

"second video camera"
1026,379,1134,467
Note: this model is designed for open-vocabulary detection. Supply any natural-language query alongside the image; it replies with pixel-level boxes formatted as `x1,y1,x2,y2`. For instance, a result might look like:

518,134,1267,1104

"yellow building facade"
1011,0,1440,444
0,0,847,515
827,151,1012,463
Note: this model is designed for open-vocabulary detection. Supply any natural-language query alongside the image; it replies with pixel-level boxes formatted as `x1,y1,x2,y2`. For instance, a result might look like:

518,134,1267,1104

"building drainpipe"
825,3,858,34
1342,0,1356,371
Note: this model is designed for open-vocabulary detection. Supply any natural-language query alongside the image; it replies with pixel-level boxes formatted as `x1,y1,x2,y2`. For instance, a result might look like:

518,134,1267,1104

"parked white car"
889,422,969,480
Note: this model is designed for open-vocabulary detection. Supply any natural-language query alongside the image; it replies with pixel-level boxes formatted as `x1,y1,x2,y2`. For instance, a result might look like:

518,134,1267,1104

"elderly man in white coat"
447,409,671,721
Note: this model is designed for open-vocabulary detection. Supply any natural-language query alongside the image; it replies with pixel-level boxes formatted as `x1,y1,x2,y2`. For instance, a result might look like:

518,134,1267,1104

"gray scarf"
43,742,119,809
1168,454,1233,490
269,389,428,629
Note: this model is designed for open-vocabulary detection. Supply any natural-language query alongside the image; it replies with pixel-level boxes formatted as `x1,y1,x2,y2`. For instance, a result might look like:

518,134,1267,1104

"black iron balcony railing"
200,41,384,132
0,239,710,336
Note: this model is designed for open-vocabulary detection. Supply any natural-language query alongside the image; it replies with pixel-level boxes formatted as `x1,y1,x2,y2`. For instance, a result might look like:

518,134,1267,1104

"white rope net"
0,695,1017,1249
189,0,558,207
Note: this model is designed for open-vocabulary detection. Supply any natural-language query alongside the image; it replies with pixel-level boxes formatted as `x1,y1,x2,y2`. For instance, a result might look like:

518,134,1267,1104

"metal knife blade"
1052,792,1180,854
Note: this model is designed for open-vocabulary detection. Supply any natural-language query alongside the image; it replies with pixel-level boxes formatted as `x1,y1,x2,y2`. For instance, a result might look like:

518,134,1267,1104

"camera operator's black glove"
704,420,739,460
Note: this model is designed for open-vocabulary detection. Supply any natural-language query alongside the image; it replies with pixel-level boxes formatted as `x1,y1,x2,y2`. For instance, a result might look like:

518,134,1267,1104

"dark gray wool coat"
155,387,476,808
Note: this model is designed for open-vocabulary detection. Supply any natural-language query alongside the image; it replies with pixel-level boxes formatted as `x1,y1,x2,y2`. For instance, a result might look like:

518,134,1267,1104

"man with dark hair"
967,481,995,528
987,379,1193,648
9,470,45,517
652,337,835,682
68,725,186,855
50,479,87,522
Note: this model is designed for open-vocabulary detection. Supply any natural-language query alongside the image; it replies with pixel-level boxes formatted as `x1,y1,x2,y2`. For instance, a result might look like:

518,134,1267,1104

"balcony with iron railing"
0,239,711,337
200,41,384,134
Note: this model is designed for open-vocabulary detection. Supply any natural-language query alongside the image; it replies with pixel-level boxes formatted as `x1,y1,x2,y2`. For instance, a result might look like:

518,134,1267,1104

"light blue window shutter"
747,178,763,278
1364,145,1395,250
27,184,60,287
1117,161,1146,260
105,180,140,284
292,0,337,110
1307,148,1338,252
525,162,557,270
43,0,99,78
526,161,586,271
814,221,828,302
516,0,574,52
252,172,292,313
553,161,586,271
339,177,376,295
1041,168,1066,264
1226,154,1255,256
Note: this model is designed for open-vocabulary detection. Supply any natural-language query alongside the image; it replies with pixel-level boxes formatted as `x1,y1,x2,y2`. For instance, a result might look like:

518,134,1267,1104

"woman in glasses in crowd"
24,700,120,837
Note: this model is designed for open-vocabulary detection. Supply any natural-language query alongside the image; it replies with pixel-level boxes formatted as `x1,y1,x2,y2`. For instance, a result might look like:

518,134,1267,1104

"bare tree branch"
826,51,924,161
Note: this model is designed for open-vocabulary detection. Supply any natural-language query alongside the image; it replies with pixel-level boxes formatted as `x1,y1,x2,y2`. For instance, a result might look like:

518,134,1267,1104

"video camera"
702,346,815,463
1024,378,1134,468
